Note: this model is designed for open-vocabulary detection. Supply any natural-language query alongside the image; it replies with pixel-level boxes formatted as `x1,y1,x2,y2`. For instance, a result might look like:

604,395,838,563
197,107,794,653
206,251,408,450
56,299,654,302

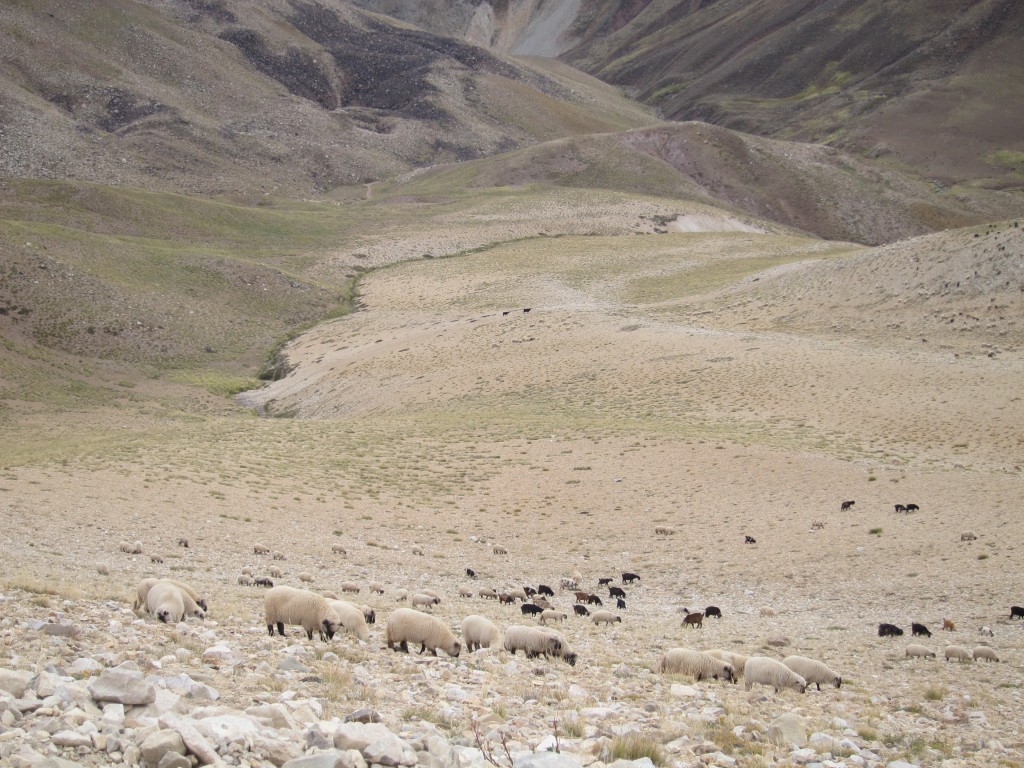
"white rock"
51,730,93,748
0,670,32,699
88,668,155,705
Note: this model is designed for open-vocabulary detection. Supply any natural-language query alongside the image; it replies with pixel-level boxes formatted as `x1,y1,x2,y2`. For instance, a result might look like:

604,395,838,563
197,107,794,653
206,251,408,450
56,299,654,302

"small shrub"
607,734,665,766
925,685,947,701
870,527,883,536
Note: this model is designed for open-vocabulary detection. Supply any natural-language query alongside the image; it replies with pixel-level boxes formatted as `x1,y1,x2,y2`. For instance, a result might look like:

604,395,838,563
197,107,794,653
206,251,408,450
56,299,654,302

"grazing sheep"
811,521,825,530
325,600,370,641
878,623,904,637
507,588,528,602
254,544,270,555
177,538,189,548
340,581,360,594
385,608,461,657
560,577,579,590
683,612,704,629
840,500,855,511
704,649,749,679
411,593,441,609
368,582,385,594
759,607,777,618
146,581,185,624
521,603,543,616
704,605,722,619
394,589,409,602
591,610,621,625
493,545,508,555
461,615,501,651
744,535,756,544
537,584,554,596
133,578,207,617
412,545,424,556
458,586,474,598
331,544,347,554
298,572,314,583
241,566,253,576
658,648,735,683
972,646,999,662
782,655,842,691
321,590,338,599
120,540,143,555
622,572,640,584
532,596,552,610
269,566,282,578
912,622,932,637
905,644,936,659
254,577,274,588
942,618,956,631
503,624,562,659
766,634,790,648
654,526,675,535
539,610,567,624
97,564,110,576
238,574,254,586
573,604,590,617
272,551,286,561
479,587,498,600
465,568,476,579
357,604,376,625
541,628,577,666
960,531,978,542
743,656,807,693
980,625,994,637
265,586,341,641
944,645,972,662
609,586,626,599
150,554,163,564
1010,606,1024,620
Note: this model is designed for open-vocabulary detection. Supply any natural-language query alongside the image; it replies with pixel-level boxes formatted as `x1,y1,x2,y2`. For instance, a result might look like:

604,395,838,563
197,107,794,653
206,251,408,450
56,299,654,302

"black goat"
704,605,722,619
840,500,855,511
466,568,476,579
608,586,626,599
1011,606,1024,620
616,597,626,609
521,603,543,616
878,623,904,637
911,622,931,637
537,584,554,596
573,604,590,617
622,572,640,584
744,535,756,544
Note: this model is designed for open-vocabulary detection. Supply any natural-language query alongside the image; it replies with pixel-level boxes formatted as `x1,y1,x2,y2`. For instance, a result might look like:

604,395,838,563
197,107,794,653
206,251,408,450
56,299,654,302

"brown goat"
683,612,704,629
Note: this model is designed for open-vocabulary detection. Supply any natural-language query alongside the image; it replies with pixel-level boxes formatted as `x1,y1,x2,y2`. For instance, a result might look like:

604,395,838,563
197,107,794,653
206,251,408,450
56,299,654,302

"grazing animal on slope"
683,612,704,629
840,500,855,511
912,622,932,637
878,623,904,637
385,608,461,657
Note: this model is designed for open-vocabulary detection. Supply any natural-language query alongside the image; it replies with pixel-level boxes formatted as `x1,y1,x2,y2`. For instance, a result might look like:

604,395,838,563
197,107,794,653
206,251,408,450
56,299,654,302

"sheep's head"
157,610,170,623
448,641,462,658
563,651,578,666
323,618,339,639
833,676,842,689
197,598,209,612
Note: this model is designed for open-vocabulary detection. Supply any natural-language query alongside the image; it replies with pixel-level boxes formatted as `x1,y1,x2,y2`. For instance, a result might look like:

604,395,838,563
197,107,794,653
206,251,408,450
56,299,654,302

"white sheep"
150,554,164,564
533,596,552,610
493,545,508,555
238,574,254,586
395,589,410,601
356,604,376,625
264,586,342,641
506,588,528,602
458,586,474,598
321,590,338,600
960,531,978,541
759,607,777,617
658,648,735,683
331,543,347,554
254,544,270,555
241,567,253,576
411,593,441,609
146,581,185,624
972,646,999,662
905,644,936,659
979,625,994,637
743,656,807,693
478,587,498,599
541,628,577,666
945,645,972,662
654,526,675,535
782,655,842,691
368,582,385,594
298,572,314,583
461,615,502,651
412,545,424,556
591,610,622,625
326,600,370,642
269,566,283,578
503,625,577,665
133,578,206,618
97,564,110,576
703,649,749,679
559,577,578,591
271,551,286,560
119,540,143,554
340,581,360,593
539,610,567,625
385,608,461,657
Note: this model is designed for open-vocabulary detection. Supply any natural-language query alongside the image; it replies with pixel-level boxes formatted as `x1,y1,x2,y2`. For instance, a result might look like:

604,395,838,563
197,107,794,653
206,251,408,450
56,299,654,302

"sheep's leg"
277,622,286,636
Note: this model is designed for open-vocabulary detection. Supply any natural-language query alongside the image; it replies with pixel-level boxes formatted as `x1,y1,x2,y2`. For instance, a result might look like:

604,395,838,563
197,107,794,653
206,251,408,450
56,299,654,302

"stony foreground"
1,584,1019,768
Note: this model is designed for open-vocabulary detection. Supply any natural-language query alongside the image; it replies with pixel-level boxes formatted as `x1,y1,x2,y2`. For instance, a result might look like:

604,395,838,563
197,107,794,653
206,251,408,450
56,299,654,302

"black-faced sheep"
878,623,904,637
461,615,501,651
911,622,931,637
683,612,704,629
960,531,978,542
177,538,189,548
502,625,560,659
591,610,621,625
944,645,972,662
465,568,476,579
539,610,567,624
368,582,385,595
1010,606,1024,620
238,574,254,586
411,593,441,609
704,605,722,619
905,644,936,659
521,603,543,616
743,656,806,693
658,648,735,682
150,554,163,564
358,604,376,625
265,586,341,641
298,572,314,583
146,581,185,624
781,655,842,691
532,596,552,610
573,604,590,617
704,649,749,679
272,551,286,560
385,608,461,657
492,545,508,555
479,587,498,599
120,540,143,555
972,646,999,662
537,584,554,596
268,566,282,578
458,586,474,598
133,578,207,618
254,544,270,555
325,599,370,642
340,581,360,594
608,586,626,599
331,544,347,554
622,572,640,584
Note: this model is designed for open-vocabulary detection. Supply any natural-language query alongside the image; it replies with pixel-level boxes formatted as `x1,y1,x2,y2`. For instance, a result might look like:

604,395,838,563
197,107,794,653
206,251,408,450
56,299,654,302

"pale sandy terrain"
2,221,1023,766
